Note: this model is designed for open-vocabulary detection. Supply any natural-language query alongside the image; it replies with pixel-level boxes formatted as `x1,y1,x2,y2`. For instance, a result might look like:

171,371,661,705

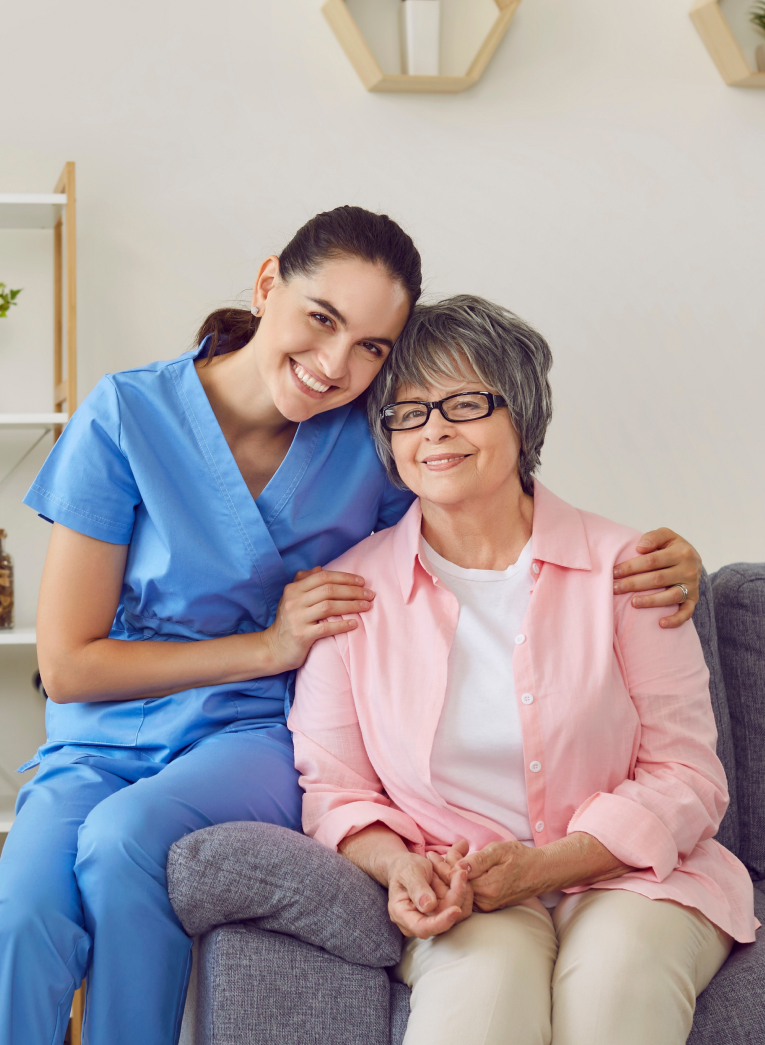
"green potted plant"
752,1,765,71
0,283,22,318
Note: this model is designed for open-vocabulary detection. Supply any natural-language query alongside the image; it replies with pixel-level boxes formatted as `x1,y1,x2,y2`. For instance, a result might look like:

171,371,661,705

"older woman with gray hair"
289,295,757,1045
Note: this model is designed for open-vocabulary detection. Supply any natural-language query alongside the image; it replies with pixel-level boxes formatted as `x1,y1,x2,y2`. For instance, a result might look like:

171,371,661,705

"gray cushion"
197,922,392,1045
389,979,411,1045
694,569,739,856
711,564,765,879
687,886,765,1044
167,821,403,967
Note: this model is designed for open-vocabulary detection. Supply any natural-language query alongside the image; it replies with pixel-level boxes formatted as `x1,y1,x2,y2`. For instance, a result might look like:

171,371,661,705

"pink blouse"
289,482,757,943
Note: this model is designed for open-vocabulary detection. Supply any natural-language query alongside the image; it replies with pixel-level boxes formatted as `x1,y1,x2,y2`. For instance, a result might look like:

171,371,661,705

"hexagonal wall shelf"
690,0,765,86
322,0,522,93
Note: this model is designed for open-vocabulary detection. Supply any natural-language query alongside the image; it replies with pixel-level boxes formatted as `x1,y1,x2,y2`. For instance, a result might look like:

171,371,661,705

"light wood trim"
64,163,77,417
322,0,385,90
52,162,76,440
689,0,765,87
323,0,521,93
466,0,522,83
69,982,85,1044
372,74,472,94
53,219,63,399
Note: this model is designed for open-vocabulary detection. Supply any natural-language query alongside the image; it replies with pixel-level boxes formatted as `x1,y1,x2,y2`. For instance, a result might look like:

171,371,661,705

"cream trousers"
394,888,733,1045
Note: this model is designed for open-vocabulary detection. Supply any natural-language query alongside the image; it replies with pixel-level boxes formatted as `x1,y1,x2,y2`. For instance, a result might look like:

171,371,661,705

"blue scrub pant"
0,725,302,1045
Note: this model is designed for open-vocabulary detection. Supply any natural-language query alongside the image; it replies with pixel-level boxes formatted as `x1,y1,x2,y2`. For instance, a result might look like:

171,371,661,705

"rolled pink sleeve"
289,631,425,852
567,594,729,880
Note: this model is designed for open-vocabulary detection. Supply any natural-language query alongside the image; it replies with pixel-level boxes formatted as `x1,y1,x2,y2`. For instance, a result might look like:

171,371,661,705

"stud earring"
251,306,260,317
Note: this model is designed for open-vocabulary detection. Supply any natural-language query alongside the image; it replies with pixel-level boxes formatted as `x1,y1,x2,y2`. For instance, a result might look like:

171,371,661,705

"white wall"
1,0,764,639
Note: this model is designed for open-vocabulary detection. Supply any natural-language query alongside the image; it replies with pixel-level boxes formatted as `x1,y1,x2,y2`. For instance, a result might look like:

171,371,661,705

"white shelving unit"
0,627,37,645
0,163,76,844
0,194,67,229
0,414,69,429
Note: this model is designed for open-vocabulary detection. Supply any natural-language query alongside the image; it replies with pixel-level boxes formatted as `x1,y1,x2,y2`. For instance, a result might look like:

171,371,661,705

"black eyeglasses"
380,392,507,432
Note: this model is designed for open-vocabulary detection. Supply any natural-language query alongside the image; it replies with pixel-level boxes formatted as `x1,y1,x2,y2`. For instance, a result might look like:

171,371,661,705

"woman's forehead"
395,369,491,399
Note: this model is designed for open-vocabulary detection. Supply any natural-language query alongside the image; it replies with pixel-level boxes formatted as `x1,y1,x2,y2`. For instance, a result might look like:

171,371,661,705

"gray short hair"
367,295,553,495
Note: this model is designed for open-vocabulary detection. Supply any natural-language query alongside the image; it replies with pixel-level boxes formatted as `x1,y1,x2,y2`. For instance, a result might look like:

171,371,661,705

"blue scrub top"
22,341,414,764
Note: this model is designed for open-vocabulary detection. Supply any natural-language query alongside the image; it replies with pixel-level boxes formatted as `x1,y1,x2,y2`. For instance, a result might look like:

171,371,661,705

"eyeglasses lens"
383,394,491,430
442,394,490,421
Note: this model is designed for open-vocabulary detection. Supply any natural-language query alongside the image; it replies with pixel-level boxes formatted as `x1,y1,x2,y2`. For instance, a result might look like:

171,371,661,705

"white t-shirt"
423,536,564,908
424,536,534,843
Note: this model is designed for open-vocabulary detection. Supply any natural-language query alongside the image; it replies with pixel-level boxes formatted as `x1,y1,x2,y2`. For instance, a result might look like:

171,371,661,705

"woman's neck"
195,340,295,441
195,341,298,502
420,481,534,571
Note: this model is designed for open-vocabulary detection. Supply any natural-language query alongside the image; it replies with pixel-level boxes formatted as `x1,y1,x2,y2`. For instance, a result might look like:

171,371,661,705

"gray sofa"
168,563,765,1045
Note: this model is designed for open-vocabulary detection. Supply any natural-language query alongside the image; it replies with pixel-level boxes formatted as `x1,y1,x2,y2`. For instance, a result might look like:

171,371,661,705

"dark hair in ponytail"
196,206,422,364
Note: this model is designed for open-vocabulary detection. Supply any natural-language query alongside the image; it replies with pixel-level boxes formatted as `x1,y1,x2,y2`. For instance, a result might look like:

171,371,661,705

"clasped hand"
428,839,546,915
387,844,474,939
388,838,546,939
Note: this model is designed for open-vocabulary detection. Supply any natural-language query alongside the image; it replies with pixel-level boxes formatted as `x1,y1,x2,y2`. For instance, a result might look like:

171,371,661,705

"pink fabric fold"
290,483,758,943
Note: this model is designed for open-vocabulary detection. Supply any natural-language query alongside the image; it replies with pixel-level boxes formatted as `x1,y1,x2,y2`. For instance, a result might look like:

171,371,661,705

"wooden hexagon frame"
690,0,765,86
322,0,522,93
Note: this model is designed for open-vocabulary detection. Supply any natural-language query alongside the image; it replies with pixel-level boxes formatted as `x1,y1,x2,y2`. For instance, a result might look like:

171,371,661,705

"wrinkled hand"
452,841,546,913
388,851,473,939
613,528,702,629
264,567,374,673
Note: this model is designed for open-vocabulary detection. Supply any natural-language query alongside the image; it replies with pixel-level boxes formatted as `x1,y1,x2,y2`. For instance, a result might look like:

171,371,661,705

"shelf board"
0,193,68,229
0,628,36,645
0,413,68,429
690,0,765,86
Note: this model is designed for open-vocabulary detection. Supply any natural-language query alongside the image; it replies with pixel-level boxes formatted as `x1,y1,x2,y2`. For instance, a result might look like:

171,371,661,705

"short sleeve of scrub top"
21,347,415,762
26,376,141,545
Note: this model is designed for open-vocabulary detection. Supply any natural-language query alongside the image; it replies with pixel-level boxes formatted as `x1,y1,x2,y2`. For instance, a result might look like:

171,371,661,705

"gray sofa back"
710,564,765,881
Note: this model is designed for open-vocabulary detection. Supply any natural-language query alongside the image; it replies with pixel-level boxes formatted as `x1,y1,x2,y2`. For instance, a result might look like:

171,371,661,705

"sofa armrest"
167,821,403,968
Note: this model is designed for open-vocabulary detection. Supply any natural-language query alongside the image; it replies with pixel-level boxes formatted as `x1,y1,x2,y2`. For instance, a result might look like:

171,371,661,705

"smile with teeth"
423,454,469,468
291,359,331,394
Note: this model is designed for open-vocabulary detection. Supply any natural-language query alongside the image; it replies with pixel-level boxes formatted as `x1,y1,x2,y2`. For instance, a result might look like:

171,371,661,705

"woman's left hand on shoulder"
431,840,546,912
612,528,702,629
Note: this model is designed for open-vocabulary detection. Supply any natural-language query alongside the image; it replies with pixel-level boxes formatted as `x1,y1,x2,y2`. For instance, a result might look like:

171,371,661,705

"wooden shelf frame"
0,163,77,434
53,162,77,436
322,0,521,93
690,0,765,86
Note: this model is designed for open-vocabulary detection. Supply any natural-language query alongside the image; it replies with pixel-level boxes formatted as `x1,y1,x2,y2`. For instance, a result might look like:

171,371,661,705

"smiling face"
251,255,411,423
390,372,523,509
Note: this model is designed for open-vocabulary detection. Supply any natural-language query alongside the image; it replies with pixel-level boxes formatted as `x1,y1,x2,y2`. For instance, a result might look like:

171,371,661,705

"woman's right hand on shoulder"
387,851,473,939
263,566,375,674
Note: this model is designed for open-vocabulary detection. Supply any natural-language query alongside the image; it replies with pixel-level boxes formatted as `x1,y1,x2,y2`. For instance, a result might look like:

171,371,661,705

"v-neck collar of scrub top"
171,342,352,625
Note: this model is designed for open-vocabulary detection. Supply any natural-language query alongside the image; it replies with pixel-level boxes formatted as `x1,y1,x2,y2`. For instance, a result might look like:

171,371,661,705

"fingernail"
613,582,622,593
613,567,623,578
359,601,370,610
363,590,374,598
633,597,645,607
348,620,358,628
356,577,364,585
419,896,429,909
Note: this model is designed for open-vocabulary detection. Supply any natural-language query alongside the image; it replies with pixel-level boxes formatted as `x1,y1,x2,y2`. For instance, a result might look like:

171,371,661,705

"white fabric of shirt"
423,536,535,844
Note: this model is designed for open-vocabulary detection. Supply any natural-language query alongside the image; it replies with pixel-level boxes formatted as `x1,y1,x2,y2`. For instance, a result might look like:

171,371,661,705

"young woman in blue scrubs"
0,206,703,1045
